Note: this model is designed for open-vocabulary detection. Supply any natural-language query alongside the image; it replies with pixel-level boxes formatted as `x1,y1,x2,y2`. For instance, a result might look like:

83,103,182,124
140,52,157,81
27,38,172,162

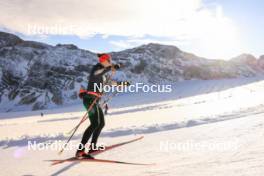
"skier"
104,103,109,115
76,53,121,159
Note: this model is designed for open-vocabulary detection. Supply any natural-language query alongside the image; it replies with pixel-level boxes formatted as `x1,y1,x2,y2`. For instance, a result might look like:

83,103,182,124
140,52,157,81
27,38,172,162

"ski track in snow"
1,77,264,176
1,104,263,149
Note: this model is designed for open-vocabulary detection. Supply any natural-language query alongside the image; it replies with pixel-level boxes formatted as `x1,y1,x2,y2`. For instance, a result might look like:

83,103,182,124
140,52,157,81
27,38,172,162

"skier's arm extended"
109,80,130,86
104,64,130,86
94,66,112,76
93,64,121,77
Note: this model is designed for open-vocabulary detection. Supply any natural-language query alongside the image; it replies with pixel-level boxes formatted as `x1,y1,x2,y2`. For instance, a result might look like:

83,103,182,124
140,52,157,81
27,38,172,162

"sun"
190,6,241,59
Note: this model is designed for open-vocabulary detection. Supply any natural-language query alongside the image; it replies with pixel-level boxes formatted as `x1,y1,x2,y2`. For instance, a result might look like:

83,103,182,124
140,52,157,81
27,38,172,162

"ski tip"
43,160,61,166
137,136,144,141
50,162,58,166
134,136,144,140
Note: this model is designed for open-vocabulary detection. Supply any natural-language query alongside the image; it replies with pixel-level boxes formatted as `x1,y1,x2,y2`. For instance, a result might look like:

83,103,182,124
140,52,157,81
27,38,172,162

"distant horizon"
1,30,262,61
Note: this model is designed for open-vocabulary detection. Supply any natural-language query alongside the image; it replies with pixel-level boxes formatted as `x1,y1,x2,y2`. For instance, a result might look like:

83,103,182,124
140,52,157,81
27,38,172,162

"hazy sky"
0,0,263,59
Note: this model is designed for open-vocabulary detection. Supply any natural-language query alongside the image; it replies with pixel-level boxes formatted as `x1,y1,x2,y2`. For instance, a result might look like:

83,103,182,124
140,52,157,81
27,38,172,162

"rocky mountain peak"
231,54,257,65
0,32,23,48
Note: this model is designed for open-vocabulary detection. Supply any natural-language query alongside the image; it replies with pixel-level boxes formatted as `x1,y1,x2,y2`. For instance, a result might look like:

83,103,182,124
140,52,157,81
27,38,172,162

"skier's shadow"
51,162,79,176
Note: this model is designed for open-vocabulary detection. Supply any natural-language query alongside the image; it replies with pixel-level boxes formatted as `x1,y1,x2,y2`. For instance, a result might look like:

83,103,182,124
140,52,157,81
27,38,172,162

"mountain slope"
0,31,263,111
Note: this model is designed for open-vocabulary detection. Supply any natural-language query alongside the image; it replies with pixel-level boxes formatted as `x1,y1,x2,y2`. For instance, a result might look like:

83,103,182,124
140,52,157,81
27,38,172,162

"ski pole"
66,111,88,135
58,97,98,155
66,77,115,135
66,93,107,135
100,91,119,107
67,92,118,134
66,92,116,135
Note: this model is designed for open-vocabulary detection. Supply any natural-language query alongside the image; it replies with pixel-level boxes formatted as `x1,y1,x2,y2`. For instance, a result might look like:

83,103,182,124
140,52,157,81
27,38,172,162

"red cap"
99,54,111,63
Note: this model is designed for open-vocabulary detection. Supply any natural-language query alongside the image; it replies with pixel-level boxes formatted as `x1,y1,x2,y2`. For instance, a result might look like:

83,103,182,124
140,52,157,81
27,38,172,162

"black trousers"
78,94,105,151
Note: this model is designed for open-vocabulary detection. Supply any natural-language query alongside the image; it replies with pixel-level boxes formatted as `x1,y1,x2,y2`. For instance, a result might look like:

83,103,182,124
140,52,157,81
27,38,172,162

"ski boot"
75,150,94,159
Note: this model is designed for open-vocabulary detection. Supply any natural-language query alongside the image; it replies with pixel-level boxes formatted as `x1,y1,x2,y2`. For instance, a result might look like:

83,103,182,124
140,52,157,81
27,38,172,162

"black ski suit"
78,63,111,151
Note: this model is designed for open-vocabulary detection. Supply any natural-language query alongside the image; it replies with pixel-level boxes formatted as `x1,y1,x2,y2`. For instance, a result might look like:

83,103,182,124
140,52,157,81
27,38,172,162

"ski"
49,158,153,166
48,136,144,165
91,136,143,156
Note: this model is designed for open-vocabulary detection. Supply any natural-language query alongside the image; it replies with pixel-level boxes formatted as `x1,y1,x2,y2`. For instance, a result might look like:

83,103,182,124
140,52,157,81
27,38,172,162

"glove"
117,81,130,86
112,64,121,70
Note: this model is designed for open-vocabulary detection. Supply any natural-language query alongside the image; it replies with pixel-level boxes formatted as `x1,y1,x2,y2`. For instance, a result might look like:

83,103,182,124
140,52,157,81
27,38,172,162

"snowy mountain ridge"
0,31,263,112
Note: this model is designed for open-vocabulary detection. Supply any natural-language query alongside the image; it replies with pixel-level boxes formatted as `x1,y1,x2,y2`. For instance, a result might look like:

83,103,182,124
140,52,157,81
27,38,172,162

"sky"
0,0,263,60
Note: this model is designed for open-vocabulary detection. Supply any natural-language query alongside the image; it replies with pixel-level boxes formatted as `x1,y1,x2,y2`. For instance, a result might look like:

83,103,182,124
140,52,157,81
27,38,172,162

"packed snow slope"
0,77,264,176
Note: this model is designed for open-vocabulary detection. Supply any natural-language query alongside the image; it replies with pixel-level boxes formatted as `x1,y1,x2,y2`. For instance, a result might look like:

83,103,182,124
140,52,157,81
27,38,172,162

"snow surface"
1,77,264,176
